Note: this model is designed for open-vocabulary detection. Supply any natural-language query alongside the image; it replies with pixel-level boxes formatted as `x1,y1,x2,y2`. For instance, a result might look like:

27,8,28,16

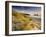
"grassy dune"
12,12,41,31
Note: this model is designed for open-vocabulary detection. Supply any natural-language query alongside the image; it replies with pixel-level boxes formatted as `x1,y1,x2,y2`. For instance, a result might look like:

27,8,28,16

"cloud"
12,6,41,12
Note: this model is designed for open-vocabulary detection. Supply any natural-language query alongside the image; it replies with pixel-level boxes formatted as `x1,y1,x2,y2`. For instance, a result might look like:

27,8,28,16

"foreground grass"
12,12,41,31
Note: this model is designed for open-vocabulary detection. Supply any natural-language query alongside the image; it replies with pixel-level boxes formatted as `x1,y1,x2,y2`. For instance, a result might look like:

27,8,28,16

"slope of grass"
12,12,41,31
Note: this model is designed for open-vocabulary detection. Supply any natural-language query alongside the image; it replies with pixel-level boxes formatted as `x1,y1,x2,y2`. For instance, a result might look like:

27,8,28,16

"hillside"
12,12,41,31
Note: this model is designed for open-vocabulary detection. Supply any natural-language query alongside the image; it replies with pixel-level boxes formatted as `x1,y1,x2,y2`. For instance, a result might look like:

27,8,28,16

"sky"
12,6,41,16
